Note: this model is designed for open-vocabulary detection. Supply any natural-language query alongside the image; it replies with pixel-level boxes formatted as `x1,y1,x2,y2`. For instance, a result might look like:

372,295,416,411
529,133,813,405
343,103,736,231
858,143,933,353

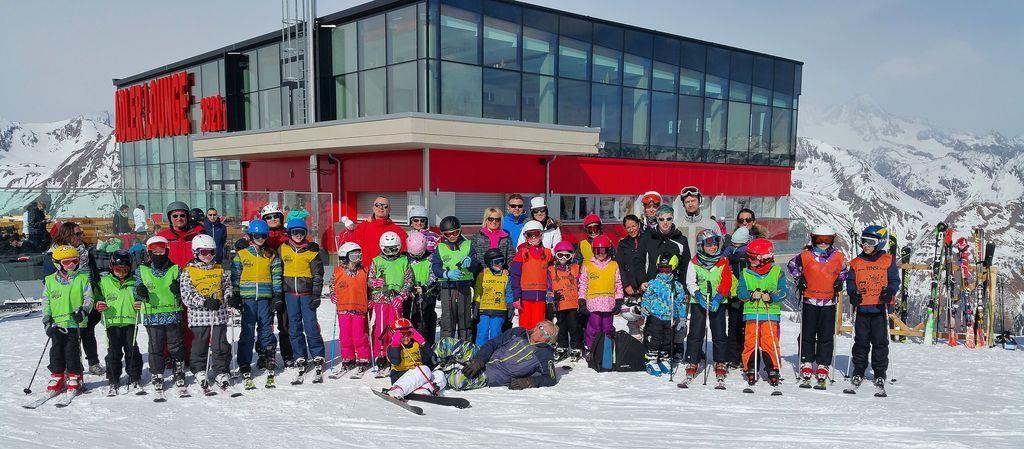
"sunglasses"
442,229,461,238
507,203,524,209
250,233,269,240
486,217,501,223
264,213,283,220
207,213,218,217
657,217,673,222
170,213,188,219
373,203,390,209
196,248,216,257
737,217,754,224
411,218,427,224
532,208,548,214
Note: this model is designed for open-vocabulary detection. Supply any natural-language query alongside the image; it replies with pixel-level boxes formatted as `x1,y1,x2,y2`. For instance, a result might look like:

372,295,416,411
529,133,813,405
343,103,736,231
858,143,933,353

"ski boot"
265,352,278,388
844,375,863,394
814,366,830,390
311,357,325,384
767,369,782,396
713,363,728,390
106,379,120,397
742,370,757,393
47,373,66,394
291,358,308,385
284,358,296,368
569,348,583,362
644,352,662,377
799,362,813,389
196,370,210,390
129,376,145,395
677,363,700,388
554,347,569,362
173,361,190,397
151,374,165,391
341,359,357,372
242,371,256,390
873,377,887,397
88,363,106,376
657,351,672,375
374,356,390,378
216,373,231,390
66,374,83,394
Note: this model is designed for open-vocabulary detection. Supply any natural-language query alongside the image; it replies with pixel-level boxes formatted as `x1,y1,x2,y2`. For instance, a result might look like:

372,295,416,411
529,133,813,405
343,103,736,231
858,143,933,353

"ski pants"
800,303,836,366
285,293,325,361
439,283,473,342
742,320,781,372
852,312,889,379
556,309,583,350
518,300,547,333
238,298,276,372
475,312,505,347
584,311,615,350
190,324,231,377
161,309,193,368
644,316,683,358
388,365,449,398
337,312,371,362
80,308,101,366
409,292,438,347
685,305,728,364
371,300,401,361
48,327,84,375
105,325,143,383
146,323,185,376
725,301,745,365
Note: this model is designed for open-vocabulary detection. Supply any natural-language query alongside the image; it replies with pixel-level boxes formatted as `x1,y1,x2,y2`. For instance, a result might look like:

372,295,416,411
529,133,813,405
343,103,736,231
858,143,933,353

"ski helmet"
439,216,461,233
338,242,362,264
248,219,270,235
166,201,190,220
620,304,642,322
583,213,602,229
522,220,544,235
52,245,80,270
640,191,662,206
393,317,413,333
190,208,205,225
656,252,679,272
408,205,428,220
860,225,888,250
696,228,723,256
145,235,169,250
592,235,613,251
483,248,506,269
260,204,283,219
679,185,702,205
379,231,402,257
286,218,308,232
730,226,751,246
110,249,133,268
810,224,836,246
406,232,427,257
554,241,574,262
192,234,217,252
746,238,775,266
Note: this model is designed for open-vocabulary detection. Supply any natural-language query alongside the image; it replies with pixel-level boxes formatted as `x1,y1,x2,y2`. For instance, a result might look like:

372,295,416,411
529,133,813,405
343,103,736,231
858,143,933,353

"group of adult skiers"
36,185,901,406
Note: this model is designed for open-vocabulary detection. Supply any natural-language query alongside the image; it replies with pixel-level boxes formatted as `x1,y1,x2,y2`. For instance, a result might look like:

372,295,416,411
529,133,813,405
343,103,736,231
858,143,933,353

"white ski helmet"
192,234,217,252
522,220,544,234
408,205,428,220
379,231,402,256
146,235,169,247
261,203,283,218
338,242,362,262
810,224,836,237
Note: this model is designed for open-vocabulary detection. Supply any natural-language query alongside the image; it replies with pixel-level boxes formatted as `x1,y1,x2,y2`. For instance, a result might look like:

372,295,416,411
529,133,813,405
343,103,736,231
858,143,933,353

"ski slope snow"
1,309,1022,448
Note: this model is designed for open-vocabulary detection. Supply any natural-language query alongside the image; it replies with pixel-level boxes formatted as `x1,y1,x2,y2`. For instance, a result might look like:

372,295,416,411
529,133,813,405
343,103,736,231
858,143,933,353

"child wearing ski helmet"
518,197,563,250
406,232,438,346
331,242,372,373
384,318,447,399
683,228,734,384
179,233,234,391
431,216,477,342
786,224,847,389
96,250,144,394
41,245,94,397
641,253,687,376
510,220,554,332
408,205,440,253
723,226,751,369
549,241,583,361
368,230,413,375
230,219,283,388
135,235,187,393
736,238,788,391
474,248,514,346
575,214,614,262
845,225,900,395
279,218,326,380
578,235,623,352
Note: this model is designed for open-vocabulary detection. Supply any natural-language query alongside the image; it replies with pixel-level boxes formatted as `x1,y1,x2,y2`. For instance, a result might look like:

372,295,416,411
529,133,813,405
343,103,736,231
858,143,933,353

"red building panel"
429,149,546,193
341,150,422,192
241,158,311,191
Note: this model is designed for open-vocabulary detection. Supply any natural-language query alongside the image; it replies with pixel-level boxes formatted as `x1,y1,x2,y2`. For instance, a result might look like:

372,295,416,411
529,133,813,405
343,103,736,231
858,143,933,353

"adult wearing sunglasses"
615,215,648,336
641,204,690,358
674,186,721,257
201,208,227,264
350,196,406,265
470,207,513,270
516,197,562,250
735,208,766,239
46,221,104,376
408,205,440,254
501,194,529,248
157,201,205,365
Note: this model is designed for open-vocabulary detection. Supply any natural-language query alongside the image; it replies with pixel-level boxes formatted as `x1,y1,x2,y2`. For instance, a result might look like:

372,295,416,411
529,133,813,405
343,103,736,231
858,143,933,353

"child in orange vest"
331,242,372,376
510,220,553,331
845,225,900,396
578,235,623,352
549,241,583,361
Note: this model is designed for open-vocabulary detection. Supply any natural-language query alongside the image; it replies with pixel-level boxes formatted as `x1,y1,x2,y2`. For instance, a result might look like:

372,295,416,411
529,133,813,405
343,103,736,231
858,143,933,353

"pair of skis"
22,389,81,409
327,363,373,380
372,388,471,415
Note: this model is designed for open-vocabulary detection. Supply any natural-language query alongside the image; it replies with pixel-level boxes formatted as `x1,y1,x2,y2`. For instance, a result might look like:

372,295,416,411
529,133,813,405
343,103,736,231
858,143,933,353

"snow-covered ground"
2,309,1022,448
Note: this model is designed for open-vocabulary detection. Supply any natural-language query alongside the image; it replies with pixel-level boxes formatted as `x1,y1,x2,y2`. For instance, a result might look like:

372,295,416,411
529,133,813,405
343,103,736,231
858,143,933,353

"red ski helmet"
592,235,613,250
746,238,775,266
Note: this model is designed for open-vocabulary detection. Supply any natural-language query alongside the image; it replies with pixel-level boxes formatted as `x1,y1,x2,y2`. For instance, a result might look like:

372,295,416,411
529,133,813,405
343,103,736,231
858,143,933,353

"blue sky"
1,0,1021,135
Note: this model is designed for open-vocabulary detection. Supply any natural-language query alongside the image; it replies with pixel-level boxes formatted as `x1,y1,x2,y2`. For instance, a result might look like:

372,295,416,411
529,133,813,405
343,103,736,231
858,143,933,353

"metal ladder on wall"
281,0,314,126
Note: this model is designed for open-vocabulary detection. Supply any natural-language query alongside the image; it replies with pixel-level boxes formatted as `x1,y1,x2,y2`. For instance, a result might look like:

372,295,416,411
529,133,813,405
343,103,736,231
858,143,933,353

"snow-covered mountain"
793,94,1023,324
0,114,120,217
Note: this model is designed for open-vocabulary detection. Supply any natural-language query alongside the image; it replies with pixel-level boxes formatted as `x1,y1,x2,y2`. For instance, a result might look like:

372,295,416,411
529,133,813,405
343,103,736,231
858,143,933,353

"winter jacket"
736,265,788,322
387,338,434,373
674,211,720,257
332,266,369,314
578,257,623,313
787,247,848,306
179,260,233,326
265,228,289,250
472,327,558,388
43,270,93,329
431,235,478,287
641,273,687,321
132,207,147,232
516,218,562,250
202,219,228,264
112,211,132,234
157,224,205,268
724,244,749,286
352,215,406,263
134,257,182,326
230,245,282,301
846,250,900,315
502,213,529,248
509,245,552,302
27,208,47,237
280,241,325,297
615,233,647,294
642,226,690,283
43,244,102,300
470,229,513,271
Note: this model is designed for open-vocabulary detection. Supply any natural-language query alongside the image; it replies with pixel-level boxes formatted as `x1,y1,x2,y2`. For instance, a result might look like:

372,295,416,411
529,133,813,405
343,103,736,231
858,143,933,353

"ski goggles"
812,235,835,246
289,229,307,238
489,257,506,268
534,324,554,342
555,251,574,261
860,236,881,247
585,224,601,235
262,213,284,221
59,258,80,270
146,242,168,252
700,236,722,247
593,247,609,255
441,229,461,239
347,251,363,263
525,231,542,239
196,248,216,257
250,233,269,241
410,217,428,224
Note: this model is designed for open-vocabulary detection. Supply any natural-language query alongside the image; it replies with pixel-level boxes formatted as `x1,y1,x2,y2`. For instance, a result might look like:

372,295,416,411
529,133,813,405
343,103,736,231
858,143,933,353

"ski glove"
709,294,724,312
849,292,862,307
614,298,625,312
95,301,108,312
879,288,894,304
371,278,386,289
202,296,220,311
797,276,808,292
462,359,485,378
133,301,143,311
832,278,843,294
71,307,86,324
471,303,480,322
228,294,243,310
460,257,473,269
44,323,60,339
578,299,588,314
446,269,463,281
508,377,536,390
310,296,321,310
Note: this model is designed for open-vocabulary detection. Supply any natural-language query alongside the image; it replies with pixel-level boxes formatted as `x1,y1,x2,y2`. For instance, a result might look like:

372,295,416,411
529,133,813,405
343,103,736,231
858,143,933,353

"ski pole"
205,322,214,381
796,298,805,380
885,311,896,384
328,310,338,375
845,308,858,379
23,335,52,394
753,300,760,383
701,281,713,386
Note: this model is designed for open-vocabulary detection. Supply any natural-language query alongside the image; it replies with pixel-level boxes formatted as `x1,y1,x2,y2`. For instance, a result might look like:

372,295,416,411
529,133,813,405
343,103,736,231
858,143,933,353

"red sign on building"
200,95,227,133
114,71,191,142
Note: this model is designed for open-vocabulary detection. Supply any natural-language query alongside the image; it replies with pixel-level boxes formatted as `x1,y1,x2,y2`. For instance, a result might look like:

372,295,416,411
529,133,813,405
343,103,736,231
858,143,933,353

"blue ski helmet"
286,218,308,231
860,225,888,250
248,219,270,235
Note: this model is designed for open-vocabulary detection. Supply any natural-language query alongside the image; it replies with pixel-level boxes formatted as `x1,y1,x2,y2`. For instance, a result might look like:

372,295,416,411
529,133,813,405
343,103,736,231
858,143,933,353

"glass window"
205,159,222,181
192,162,206,190
160,164,174,189
729,81,750,102
331,23,358,75
751,86,771,105
590,83,621,144
122,142,135,166
770,107,792,156
173,136,189,163
244,93,259,129
650,91,676,148
359,68,386,117
201,61,219,98
773,91,793,108
187,67,201,103
189,103,200,135
681,41,706,71
440,4,480,64
730,51,753,83
558,37,589,80
242,50,258,92
387,62,418,114
149,139,160,164
422,59,438,113
522,27,555,75
652,62,676,92
705,74,728,99
358,15,386,70
387,6,418,64
418,3,428,59
653,36,680,65
522,74,555,124
703,98,727,150
592,46,621,85
159,137,173,164
622,87,649,146
135,140,147,165
124,165,136,190
556,78,588,126
593,23,623,50
483,16,519,69
225,160,240,180
335,73,359,119
559,15,591,42
482,68,520,120
624,30,652,58
773,60,795,95
260,87,283,128
727,101,750,162
174,163,190,190
136,166,148,189
706,46,729,77
749,104,771,164
559,195,578,222
752,55,773,89
678,94,703,149
622,54,651,89
441,62,481,117
257,44,280,89
679,68,703,96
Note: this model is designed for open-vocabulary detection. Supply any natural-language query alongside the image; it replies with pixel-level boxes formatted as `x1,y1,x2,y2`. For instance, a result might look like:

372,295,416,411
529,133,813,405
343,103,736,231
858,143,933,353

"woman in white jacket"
516,197,562,250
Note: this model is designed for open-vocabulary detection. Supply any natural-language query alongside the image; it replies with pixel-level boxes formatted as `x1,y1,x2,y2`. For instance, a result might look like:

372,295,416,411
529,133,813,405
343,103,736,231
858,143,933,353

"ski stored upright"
923,222,947,344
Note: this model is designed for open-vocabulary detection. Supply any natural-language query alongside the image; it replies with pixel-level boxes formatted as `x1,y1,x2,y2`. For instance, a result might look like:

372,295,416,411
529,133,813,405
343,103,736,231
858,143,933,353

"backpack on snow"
588,330,646,372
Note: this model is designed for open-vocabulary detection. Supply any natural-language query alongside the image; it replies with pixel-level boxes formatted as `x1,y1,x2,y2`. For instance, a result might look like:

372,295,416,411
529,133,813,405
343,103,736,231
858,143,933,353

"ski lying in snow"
404,393,471,409
54,390,80,408
350,365,371,379
22,390,61,409
327,366,356,380
373,389,424,415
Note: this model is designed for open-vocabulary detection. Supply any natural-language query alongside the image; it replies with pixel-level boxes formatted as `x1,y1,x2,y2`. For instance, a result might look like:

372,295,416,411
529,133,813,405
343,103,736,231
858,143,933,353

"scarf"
481,227,507,249
695,244,723,269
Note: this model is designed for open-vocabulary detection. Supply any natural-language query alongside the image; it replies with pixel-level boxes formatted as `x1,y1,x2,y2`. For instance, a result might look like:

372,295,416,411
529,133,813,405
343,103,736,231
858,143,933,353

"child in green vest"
736,238,789,393
406,232,438,346
367,231,413,376
682,229,734,386
41,245,94,396
96,250,144,395
135,236,186,393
